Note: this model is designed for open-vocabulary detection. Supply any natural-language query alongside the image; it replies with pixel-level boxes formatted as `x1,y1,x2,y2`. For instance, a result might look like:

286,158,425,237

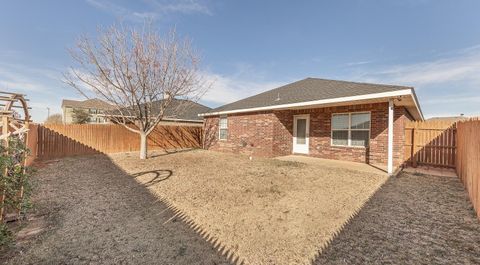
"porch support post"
387,98,394,175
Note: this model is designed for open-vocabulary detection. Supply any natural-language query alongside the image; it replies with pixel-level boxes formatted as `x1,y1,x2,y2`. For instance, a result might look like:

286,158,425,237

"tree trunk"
140,132,148,159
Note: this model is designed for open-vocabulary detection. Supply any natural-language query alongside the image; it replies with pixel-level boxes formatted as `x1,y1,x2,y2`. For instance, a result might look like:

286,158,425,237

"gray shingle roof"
156,99,211,121
113,99,211,122
207,78,412,114
61,98,115,110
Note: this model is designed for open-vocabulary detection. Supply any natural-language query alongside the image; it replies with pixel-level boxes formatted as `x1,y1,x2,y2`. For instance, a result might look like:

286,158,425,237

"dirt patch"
109,150,388,264
3,155,229,265
314,172,480,265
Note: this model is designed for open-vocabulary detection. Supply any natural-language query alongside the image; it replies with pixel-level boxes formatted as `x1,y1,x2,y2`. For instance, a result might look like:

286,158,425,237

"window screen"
332,113,370,147
219,116,228,140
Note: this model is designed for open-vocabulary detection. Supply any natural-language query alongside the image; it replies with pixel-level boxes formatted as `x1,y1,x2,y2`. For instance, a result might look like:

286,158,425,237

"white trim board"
200,89,424,120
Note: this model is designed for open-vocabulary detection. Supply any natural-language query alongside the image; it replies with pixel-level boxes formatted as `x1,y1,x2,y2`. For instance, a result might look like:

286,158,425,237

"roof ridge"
203,77,420,117
305,77,413,89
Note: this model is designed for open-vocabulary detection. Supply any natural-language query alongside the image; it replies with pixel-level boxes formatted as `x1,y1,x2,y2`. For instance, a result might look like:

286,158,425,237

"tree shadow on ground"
148,148,196,158
132,170,173,187
312,172,480,265
4,154,232,265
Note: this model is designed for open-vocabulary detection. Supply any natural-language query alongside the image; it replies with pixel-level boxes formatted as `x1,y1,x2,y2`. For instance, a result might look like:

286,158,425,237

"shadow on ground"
314,172,480,265
4,154,230,265
5,152,480,265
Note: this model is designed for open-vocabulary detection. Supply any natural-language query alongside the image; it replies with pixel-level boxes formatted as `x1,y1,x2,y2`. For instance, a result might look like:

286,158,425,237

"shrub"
0,136,33,246
0,223,12,247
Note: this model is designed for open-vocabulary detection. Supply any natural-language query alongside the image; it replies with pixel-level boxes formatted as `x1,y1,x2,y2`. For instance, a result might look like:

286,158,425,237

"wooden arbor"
0,91,31,221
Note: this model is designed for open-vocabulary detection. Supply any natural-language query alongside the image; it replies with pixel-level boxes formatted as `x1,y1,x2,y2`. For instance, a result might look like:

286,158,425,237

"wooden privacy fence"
25,123,38,166
456,120,480,218
404,120,457,168
30,124,202,160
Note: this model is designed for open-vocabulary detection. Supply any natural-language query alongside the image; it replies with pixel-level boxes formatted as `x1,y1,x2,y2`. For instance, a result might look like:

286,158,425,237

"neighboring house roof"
112,99,211,122
155,99,211,122
427,116,469,122
61,98,115,110
200,77,424,120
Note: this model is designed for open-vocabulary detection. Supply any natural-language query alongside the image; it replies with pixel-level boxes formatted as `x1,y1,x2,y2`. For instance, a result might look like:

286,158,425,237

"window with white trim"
331,112,370,147
219,116,228,140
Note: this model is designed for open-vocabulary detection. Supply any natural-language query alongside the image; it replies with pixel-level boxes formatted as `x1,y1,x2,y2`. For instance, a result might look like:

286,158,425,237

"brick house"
200,78,424,175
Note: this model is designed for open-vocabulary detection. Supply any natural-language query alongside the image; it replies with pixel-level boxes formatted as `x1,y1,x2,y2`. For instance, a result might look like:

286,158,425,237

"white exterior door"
293,114,309,154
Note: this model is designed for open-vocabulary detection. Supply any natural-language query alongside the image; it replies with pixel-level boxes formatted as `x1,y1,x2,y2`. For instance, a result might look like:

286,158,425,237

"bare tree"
64,24,210,159
44,113,63,124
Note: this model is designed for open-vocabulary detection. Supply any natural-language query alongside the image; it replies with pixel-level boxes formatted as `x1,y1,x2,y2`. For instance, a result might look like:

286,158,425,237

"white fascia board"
199,89,417,117
409,89,424,121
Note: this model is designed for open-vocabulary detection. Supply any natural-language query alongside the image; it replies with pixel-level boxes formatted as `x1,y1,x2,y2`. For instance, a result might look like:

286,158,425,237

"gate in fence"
404,120,457,168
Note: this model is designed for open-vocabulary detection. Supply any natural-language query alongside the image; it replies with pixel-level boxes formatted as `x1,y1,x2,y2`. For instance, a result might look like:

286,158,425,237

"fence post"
412,127,417,168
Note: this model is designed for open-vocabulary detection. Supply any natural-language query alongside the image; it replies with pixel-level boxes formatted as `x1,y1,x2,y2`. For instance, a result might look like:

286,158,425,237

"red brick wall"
204,102,412,170
204,111,276,157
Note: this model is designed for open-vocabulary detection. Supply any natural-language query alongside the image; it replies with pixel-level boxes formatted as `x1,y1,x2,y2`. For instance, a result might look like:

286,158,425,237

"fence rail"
404,120,457,168
456,120,480,219
30,124,202,160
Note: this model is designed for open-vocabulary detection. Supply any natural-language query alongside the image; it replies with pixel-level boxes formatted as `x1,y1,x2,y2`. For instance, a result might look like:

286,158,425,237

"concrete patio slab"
403,166,457,178
276,155,388,176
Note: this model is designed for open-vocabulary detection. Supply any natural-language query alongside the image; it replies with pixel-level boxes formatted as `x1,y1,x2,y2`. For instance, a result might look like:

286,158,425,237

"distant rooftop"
111,98,212,122
427,116,470,122
61,98,115,110
153,99,211,121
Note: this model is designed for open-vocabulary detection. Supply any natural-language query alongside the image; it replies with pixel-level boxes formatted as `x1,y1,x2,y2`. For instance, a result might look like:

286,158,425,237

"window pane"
219,129,228,140
332,114,349,130
351,113,370,129
332,130,348,146
351,131,369,147
296,119,306,144
219,117,227,129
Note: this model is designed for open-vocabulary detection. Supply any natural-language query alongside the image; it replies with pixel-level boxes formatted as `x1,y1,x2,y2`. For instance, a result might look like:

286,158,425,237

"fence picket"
29,124,202,160
457,120,480,218
404,120,456,168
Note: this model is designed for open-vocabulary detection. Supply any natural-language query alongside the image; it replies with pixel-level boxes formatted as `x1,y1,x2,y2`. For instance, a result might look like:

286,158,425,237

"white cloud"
0,80,48,93
201,72,288,105
357,45,480,87
345,61,372,67
0,64,61,93
0,62,79,122
147,0,212,15
340,45,480,118
422,95,480,105
86,0,212,22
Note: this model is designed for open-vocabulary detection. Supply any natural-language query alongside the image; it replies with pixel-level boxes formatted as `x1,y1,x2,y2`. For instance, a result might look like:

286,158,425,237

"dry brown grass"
109,150,388,264
5,150,478,265
314,171,480,265
4,154,229,265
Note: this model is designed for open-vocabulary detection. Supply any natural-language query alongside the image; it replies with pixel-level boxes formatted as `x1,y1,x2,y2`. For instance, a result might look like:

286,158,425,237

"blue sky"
1,0,480,122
